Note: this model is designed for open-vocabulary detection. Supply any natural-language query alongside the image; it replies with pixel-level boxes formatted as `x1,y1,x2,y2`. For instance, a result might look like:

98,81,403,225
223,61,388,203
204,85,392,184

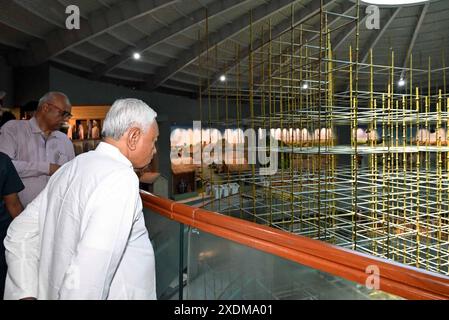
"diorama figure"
92,120,101,139
87,120,92,139
77,121,85,140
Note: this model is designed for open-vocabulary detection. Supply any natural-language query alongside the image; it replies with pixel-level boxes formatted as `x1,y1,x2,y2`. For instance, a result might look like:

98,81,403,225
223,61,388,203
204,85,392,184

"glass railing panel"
143,207,186,300
186,227,402,300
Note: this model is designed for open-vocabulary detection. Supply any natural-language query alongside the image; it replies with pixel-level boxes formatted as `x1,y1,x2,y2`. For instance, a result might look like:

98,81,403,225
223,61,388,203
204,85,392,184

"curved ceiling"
0,0,447,95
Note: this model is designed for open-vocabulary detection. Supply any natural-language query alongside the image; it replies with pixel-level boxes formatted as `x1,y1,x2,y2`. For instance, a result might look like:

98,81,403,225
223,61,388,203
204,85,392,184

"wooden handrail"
140,191,449,300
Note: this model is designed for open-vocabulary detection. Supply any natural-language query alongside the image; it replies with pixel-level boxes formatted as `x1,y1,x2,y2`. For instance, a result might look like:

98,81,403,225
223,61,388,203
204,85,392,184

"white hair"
38,92,71,109
102,98,157,140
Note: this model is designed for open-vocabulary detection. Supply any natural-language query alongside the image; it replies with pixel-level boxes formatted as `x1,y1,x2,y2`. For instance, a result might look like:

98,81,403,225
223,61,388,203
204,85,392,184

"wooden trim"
70,105,110,120
141,192,449,300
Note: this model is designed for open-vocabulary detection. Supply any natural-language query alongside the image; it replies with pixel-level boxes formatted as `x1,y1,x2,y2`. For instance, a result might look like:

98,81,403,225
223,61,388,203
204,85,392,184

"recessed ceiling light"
219,75,226,82
133,52,141,60
361,0,429,5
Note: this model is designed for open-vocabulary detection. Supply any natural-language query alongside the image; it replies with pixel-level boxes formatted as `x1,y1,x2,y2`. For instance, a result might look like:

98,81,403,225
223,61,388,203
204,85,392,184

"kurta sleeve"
0,124,50,177
3,189,43,300
58,170,139,300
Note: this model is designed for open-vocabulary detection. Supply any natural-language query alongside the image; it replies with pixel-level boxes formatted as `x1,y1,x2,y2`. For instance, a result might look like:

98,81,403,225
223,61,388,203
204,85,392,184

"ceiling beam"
0,0,46,38
360,7,401,64
164,79,199,92
91,0,251,77
15,0,67,28
333,9,368,52
0,23,27,49
400,3,430,78
143,0,311,91
15,0,178,66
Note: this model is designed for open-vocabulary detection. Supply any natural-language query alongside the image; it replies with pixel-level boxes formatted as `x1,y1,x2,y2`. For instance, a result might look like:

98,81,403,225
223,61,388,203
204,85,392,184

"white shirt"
3,142,156,300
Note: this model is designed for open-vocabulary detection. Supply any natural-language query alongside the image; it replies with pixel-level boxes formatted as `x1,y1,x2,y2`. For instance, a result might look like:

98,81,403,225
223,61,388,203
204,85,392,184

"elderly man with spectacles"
0,92,75,208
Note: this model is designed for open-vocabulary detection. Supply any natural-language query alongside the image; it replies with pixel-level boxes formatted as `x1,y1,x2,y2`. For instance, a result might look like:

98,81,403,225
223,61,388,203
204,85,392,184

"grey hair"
38,92,71,109
102,98,157,140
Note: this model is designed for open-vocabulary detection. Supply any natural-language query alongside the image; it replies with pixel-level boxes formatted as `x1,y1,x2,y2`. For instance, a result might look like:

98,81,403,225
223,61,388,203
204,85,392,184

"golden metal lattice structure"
194,0,449,277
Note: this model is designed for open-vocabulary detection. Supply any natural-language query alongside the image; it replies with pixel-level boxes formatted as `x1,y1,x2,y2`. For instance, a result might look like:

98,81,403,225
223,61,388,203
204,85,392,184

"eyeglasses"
47,103,72,119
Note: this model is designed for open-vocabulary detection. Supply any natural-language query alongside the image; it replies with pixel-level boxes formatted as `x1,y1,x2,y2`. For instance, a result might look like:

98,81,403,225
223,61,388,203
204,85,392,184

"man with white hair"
0,92,75,207
4,98,159,300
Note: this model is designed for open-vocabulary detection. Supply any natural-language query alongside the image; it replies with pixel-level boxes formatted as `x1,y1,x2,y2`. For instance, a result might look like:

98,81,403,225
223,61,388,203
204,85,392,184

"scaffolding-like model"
195,0,449,276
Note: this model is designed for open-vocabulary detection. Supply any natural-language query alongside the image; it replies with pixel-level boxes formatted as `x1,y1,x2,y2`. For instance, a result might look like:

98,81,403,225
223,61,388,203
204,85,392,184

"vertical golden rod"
279,38,285,224
425,96,430,270
299,24,304,231
437,89,442,272
402,95,407,264
353,0,360,250
326,15,333,241
214,45,221,212
428,56,431,100
350,45,355,249
445,98,449,274
261,24,267,208
387,49,394,259
289,4,295,231
373,96,381,254
324,23,329,239
426,56,432,270
385,50,395,259
305,40,311,230
372,49,379,255
415,87,421,268
268,20,273,226
394,99,399,262
369,49,376,253
425,58,430,270
317,0,324,239
249,11,257,221
409,54,415,266
386,82,391,260
236,44,243,218
382,90,386,243
443,50,447,96
198,29,204,206
224,48,231,215
205,9,214,211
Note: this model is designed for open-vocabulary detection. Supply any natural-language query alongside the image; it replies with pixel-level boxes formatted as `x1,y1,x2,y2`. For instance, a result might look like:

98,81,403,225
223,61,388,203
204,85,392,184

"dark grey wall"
49,67,252,124
49,67,205,124
0,56,14,107
14,63,50,106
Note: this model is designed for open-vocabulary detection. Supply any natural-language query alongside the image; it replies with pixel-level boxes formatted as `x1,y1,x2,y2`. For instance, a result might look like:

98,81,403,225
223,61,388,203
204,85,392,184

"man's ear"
42,103,50,113
127,127,142,151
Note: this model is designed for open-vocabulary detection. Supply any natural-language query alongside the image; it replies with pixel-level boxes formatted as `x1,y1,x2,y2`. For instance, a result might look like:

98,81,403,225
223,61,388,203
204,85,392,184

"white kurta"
3,142,156,300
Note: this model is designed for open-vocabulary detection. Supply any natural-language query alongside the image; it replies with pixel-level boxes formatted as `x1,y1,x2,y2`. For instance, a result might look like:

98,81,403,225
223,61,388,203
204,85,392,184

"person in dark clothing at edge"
0,152,24,299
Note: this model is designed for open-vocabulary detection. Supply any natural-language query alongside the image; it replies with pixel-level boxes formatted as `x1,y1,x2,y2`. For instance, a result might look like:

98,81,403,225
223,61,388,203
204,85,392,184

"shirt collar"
29,117,57,138
95,142,133,168
29,117,42,134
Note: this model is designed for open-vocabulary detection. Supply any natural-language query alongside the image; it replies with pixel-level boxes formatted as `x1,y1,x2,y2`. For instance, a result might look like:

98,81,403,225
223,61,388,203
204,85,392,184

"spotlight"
398,78,405,87
133,52,141,60
219,75,226,82
302,83,309,90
